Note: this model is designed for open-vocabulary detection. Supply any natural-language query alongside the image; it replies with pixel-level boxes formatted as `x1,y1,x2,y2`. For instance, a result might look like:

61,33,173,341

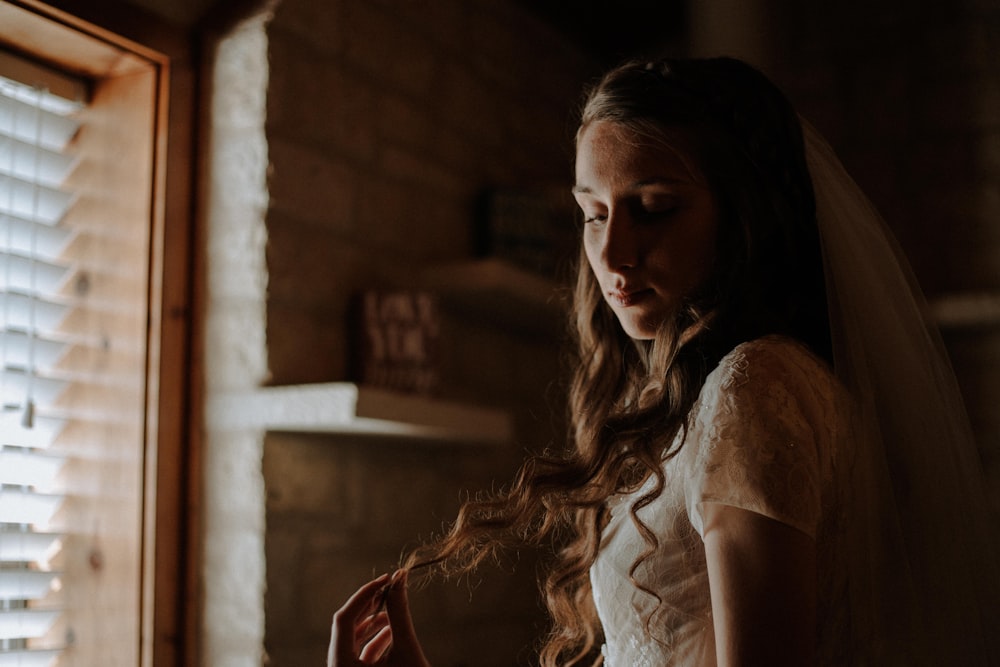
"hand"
328,569,431,667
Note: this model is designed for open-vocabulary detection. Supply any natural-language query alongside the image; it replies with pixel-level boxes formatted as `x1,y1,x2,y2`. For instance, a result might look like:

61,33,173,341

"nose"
601,209,639,271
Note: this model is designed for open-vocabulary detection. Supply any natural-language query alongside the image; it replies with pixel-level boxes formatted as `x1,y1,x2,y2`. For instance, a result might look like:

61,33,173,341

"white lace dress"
590,336,845,666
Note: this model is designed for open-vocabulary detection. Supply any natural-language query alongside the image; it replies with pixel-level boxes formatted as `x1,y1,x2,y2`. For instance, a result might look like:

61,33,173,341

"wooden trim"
3,0,170,67
0,48,87,101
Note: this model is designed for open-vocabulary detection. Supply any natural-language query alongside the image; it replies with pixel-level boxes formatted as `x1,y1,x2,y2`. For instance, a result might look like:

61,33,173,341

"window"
0,1,191,665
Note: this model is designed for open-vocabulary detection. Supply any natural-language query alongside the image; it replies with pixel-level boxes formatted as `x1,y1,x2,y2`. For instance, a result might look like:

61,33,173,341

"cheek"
660,215,718,289
582,236,603,279
698,217,720,275
692,226,718,275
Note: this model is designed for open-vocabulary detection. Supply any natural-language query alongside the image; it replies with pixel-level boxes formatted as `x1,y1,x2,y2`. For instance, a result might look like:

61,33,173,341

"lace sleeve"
683,338,837,540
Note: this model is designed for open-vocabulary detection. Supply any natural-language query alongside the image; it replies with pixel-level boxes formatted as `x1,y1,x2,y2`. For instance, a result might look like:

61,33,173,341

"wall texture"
263,0,592,387
258,1,593,665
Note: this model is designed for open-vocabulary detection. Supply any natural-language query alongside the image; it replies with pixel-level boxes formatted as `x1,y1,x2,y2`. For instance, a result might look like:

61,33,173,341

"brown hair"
404,57,828,666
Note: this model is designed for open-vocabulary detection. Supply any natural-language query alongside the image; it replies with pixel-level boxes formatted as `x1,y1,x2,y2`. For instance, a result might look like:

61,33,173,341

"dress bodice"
590,336,844,666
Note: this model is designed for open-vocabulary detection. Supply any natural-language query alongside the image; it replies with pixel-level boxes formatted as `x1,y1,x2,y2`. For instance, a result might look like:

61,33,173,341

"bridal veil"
804,121,1000,665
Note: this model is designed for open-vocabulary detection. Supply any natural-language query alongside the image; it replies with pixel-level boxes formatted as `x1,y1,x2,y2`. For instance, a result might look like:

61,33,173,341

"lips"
608,288,652,307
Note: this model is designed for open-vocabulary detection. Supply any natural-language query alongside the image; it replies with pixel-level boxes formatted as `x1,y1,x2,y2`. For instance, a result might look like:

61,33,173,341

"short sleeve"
683,338,834,539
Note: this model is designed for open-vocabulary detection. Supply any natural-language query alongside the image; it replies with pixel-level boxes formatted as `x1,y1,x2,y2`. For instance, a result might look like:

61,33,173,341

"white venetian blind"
0,61,82,667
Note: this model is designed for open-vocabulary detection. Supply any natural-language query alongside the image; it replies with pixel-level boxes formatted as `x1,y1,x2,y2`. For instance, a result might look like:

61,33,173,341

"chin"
615,307,679,341
618,320,658,341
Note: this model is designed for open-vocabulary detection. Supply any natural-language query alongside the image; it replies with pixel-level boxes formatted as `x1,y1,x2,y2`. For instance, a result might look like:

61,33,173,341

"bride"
327,57,1000,667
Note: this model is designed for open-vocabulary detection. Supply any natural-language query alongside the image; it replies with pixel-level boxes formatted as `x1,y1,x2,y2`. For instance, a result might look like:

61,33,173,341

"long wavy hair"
404,57,830,666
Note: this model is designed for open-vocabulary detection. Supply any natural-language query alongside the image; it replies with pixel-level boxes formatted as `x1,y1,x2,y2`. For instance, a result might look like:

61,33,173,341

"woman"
329,58,999,666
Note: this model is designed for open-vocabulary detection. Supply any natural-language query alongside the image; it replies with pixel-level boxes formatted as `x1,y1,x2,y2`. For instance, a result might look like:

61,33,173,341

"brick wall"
257,1,593,666
263,0,591,386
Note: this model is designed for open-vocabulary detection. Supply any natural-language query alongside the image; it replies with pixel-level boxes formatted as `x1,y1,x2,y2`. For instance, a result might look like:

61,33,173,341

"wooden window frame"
0,1,196,665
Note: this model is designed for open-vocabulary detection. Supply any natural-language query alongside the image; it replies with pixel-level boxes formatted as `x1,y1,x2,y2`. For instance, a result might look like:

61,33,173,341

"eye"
576,204,607,225
640,206,677,220
636,196,680,221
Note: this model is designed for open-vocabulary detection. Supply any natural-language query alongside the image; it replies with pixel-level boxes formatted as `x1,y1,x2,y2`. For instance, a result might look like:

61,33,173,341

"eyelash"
581,205,678,225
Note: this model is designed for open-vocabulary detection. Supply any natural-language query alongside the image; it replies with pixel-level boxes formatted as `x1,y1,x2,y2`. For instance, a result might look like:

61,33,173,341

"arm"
702,502,816,667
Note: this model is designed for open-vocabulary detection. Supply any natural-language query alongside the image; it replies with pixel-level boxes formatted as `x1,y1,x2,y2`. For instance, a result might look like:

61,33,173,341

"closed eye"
637,194,679,219
638,206,678,221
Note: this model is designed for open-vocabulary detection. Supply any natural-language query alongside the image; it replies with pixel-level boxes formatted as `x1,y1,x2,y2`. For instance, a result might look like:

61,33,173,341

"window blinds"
1,67,82,666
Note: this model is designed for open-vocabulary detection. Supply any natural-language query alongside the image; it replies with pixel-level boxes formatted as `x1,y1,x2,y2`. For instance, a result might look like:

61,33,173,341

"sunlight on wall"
201,6,273,666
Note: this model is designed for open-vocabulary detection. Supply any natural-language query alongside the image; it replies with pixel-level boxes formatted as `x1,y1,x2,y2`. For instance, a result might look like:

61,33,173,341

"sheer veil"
803,121,1000,665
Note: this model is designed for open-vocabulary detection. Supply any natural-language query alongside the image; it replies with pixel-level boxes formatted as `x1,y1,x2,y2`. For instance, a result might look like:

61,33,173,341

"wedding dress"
590,336,847,666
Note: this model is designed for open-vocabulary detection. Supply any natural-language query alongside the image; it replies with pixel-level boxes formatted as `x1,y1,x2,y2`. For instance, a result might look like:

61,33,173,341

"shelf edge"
205,382,512,444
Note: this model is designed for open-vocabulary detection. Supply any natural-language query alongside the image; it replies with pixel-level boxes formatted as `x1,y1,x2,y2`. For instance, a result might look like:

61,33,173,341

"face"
573,120,719,340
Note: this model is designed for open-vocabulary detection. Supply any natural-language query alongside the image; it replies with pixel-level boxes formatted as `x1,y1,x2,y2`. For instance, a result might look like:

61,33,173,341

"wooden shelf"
207,382,512,444
420,258,567,335
929,291,1000,329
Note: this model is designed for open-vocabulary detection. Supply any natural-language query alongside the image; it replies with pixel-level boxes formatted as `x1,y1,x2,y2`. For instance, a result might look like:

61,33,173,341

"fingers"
329,570,428,667
355,611,388,648
383,569,430,665
383,569,411,628
329,573,391,666
358,625,392,663
339,573,392,622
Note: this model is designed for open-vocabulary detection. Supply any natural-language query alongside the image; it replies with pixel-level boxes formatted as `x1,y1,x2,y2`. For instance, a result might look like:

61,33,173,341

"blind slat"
0,331,67,369
0,490,63,526
0,415,64,450
0,291,69,333
0,135,76,187
0,83,79,151
0,609,60,641
0,570,58,599
0,174,74,225
0,530,60,562
0,252,72,293
0,451,63,488
0,647,63,666
0,369,65,405
0,213,74,259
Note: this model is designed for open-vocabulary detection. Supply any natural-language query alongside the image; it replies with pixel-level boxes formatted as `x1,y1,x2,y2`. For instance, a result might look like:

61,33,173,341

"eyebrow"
571,177,684,195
